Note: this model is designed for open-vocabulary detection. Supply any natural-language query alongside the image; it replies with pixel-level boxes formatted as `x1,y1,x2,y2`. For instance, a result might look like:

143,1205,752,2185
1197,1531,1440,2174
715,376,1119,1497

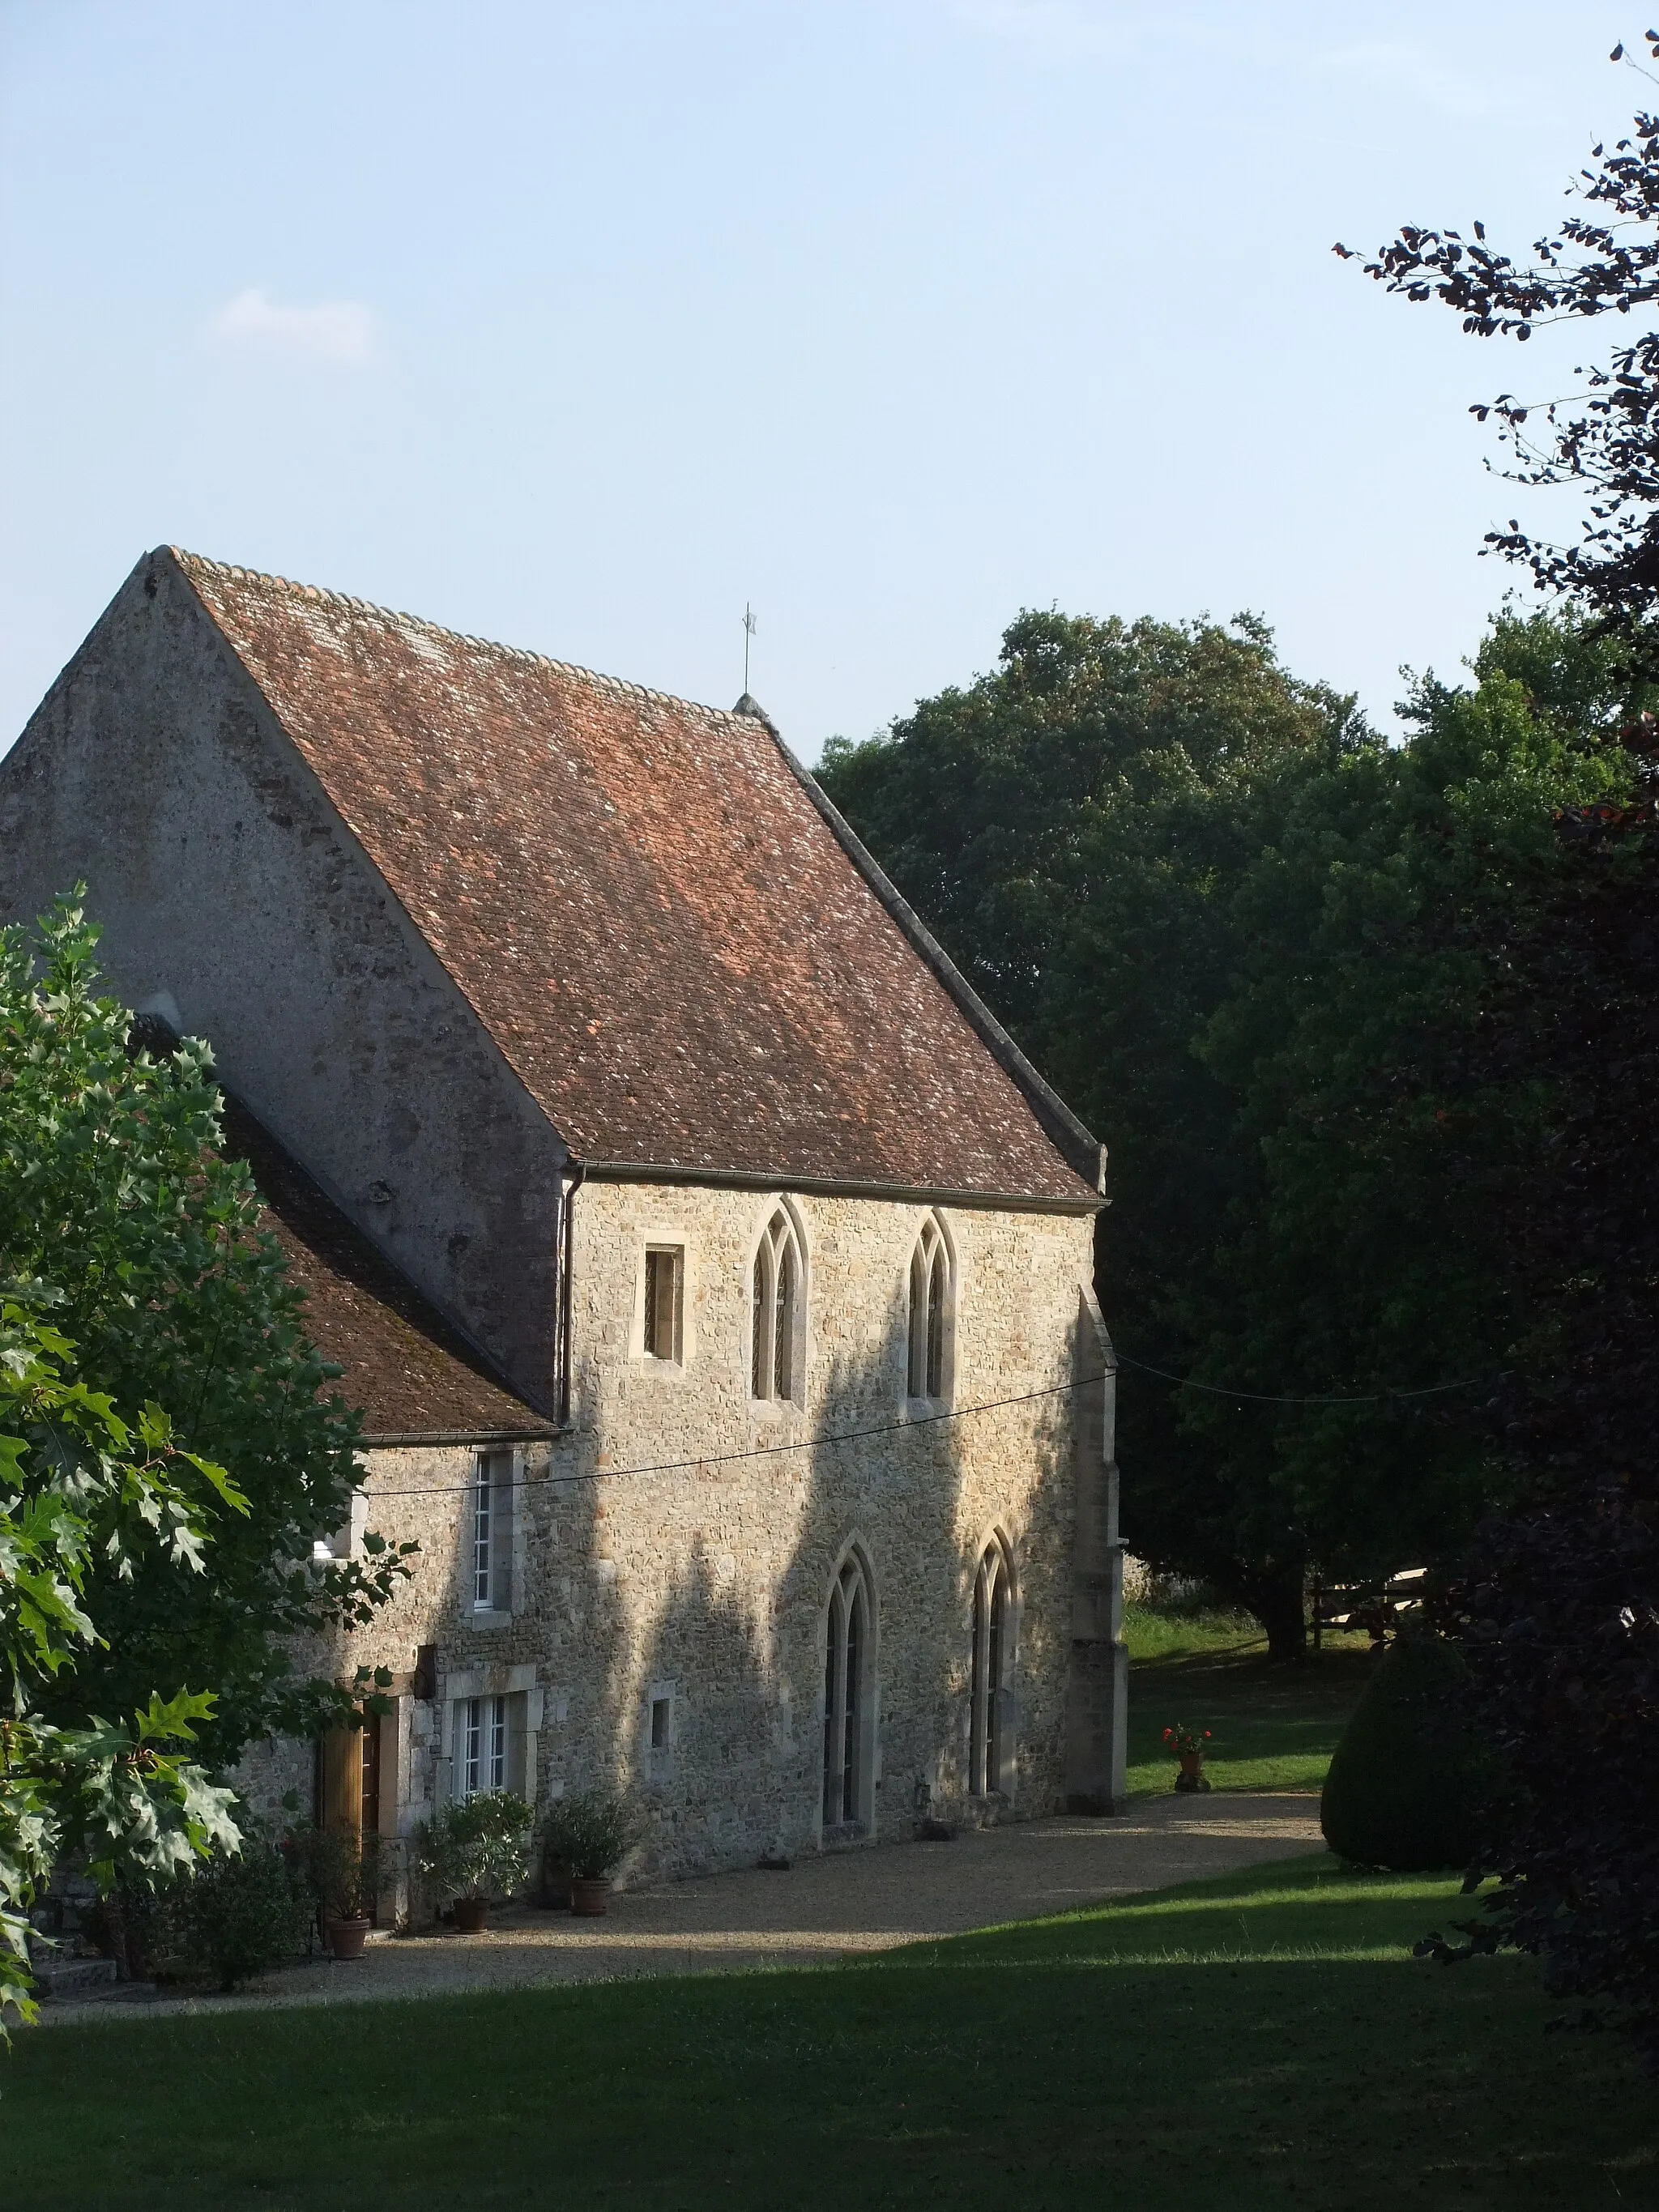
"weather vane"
743,603,757,695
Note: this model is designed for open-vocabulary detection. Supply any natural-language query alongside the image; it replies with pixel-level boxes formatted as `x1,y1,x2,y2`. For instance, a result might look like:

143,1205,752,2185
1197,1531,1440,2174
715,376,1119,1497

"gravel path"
41,1791,1324,2025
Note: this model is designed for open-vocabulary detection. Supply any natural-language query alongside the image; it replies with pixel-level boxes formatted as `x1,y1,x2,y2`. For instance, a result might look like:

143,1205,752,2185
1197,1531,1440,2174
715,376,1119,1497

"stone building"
0,547,1126,1888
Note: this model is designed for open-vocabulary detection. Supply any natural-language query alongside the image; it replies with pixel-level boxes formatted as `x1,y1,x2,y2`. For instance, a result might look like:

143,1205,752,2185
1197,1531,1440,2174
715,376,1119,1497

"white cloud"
207,286,377,367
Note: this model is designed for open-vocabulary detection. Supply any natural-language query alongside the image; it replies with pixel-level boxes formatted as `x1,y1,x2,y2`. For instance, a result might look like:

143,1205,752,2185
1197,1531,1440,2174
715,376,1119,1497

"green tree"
821,608,1364,1652
821,607,1645,1655
0,896,412,1767
1,1297,243,2028
1173,614,1644,1613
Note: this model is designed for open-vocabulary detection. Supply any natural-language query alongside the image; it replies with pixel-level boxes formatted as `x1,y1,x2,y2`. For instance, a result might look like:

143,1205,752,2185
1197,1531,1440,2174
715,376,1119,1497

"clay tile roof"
174,551,1098,1204
223,1097,553,1443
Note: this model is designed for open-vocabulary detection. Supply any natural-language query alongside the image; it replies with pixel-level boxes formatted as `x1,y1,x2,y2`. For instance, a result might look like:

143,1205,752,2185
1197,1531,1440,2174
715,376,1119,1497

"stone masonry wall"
243,1182,1102,1888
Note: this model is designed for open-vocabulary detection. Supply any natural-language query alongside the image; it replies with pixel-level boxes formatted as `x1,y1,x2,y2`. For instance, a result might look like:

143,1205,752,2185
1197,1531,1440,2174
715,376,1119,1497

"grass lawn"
8,1855,1657,2212
1124,1605,1375,1796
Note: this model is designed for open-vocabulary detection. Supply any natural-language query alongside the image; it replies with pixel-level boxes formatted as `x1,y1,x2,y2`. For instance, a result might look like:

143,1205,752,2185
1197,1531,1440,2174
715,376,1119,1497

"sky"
0,1,1642,761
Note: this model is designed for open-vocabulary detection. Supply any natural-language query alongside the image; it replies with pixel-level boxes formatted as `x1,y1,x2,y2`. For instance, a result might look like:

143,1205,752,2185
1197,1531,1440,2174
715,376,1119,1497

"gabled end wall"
0,549,566,1409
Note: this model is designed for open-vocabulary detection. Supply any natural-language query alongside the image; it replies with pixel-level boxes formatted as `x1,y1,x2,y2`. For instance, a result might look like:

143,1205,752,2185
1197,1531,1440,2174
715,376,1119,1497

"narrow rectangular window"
774,1241,794,1401
752,1253,770,1400
908,1248,928,1398
643,1247,683,1362
471,1451,514,1612
842,1588,860,1820
472,1456,494,1607
821,1596,840,1823
463,1696,482,1796
926,1248,946,1400
462,1694,509,1796
650,1695,670,1749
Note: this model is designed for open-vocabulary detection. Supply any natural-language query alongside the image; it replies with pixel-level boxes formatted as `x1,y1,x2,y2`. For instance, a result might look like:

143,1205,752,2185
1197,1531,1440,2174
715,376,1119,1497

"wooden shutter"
319,1724,362,1836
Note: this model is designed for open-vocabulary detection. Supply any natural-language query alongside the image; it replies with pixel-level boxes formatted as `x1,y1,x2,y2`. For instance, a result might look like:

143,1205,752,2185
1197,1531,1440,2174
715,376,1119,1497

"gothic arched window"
907,1216,952,1402
751,1208,803,1404
822,1552,872,1831
970,1541,1014,1796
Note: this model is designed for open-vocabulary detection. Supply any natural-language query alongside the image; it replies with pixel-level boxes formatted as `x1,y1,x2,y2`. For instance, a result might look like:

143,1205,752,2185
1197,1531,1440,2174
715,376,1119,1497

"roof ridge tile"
168,546,739,731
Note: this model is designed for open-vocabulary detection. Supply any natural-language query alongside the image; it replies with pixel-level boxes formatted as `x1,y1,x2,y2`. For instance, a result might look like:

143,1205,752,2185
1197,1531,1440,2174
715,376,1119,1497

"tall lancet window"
751,1208,804,1404
907,1216,952,1402
822,1552,872,1831
970,1541,1014,1796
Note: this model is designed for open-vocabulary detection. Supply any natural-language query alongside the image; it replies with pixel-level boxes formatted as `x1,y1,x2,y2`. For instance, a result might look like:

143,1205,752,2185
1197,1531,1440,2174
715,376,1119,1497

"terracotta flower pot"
1174,1751,1212,1795
326,1916,371,1960
453,1896,490,1933
570,1877,610,1916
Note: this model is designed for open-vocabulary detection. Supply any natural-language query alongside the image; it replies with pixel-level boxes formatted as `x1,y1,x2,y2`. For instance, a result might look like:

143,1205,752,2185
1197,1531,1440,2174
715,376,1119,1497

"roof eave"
581,1157,1103,1215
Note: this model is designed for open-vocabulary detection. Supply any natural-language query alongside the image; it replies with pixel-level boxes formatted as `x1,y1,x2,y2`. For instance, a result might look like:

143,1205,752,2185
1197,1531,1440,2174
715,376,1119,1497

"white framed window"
906,1215,954,1404
643,1245,684,1363
462,1694,509,1796
970,1538,1016,1796
750,1207,804,1404
470,1448,514,1615
821,1549,875,1834
454,1690,535,1797
444,1669,540,1805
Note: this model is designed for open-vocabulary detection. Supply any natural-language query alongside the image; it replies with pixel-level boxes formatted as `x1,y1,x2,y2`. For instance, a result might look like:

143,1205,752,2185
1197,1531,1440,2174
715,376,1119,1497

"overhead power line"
357,1357,1483,1502
1111,1351,1484,1409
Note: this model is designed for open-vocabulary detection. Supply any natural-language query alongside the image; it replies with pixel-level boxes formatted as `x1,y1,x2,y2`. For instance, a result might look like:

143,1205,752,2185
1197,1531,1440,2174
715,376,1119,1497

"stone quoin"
0,548,1128,1894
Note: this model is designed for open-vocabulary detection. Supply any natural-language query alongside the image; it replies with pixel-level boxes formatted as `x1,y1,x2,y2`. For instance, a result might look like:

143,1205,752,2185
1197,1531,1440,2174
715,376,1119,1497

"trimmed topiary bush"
1320,1631,1488,1872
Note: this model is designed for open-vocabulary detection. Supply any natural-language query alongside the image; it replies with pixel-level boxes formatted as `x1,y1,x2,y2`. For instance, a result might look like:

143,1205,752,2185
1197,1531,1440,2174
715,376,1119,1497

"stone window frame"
644,1677,676,1762
465,1445,524,1627
905,1210,957,1409
747,1196,810,1410
968,1528,1020,1799
313,1485,369,1562
440,1663,542,1805
820,1537,880,1841
628,1226,696,1375
460,1690,510,1796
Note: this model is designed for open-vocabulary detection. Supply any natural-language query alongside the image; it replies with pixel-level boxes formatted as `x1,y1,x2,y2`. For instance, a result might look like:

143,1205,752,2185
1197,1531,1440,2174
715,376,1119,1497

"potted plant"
1162,1722,1213,1794
539,1792,640,1915
412,1790,532,1933
292,1825,382,1958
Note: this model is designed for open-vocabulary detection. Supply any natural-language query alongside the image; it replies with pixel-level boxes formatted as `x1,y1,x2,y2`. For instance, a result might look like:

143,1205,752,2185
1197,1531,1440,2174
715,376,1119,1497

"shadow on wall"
394,1234,1101,1886
614,1302,975,1881
552,1259,1088,1882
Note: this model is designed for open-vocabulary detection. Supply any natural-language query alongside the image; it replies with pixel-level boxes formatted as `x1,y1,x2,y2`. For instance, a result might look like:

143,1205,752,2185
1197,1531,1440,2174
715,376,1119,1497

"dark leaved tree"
1348,30,1659,2052
1340,34,1659,642
1425,759,1659,2054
